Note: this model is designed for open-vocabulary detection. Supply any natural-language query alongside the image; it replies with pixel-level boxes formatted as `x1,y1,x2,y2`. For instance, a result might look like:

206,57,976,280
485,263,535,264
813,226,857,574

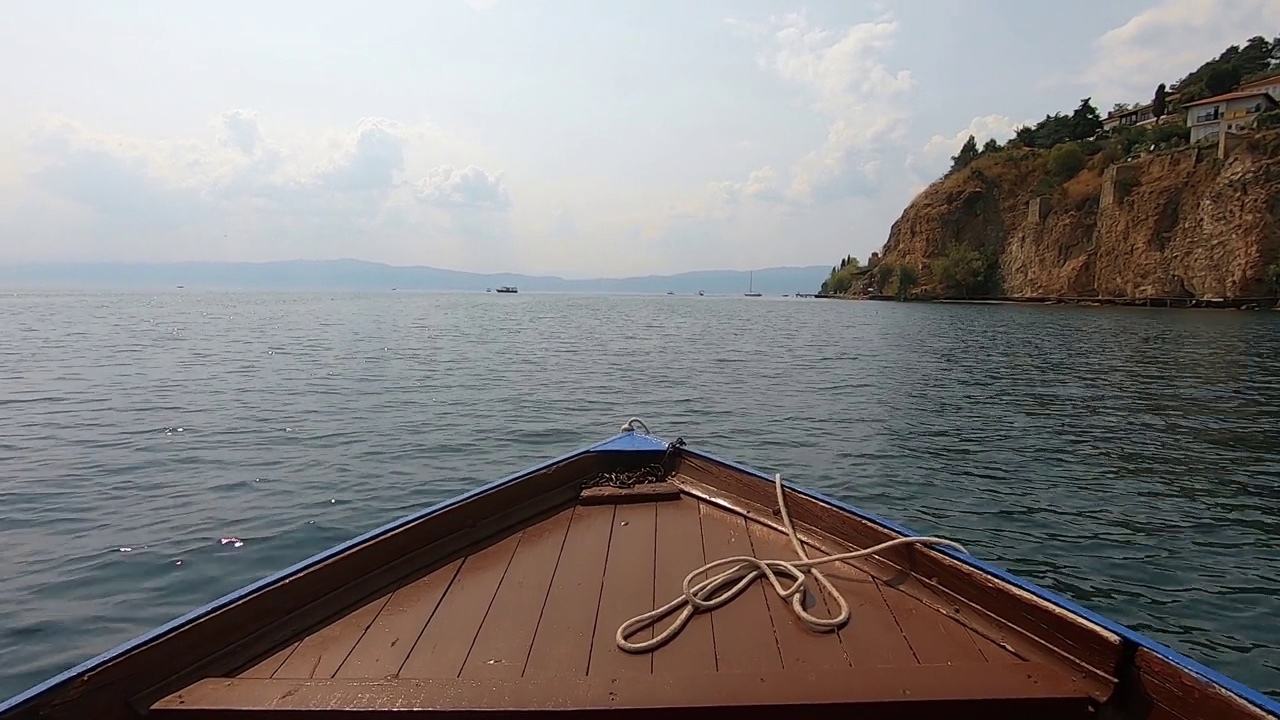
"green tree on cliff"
932,246,994,298
1174,36,1278,101
1267,260,1280,295
951,135,980,172
1014,98,1104,148
1070,98,1103,140
894,265,919,301
873,262,895,293
821,255,864,294
1152,83,1168,118
1048,142,1086,178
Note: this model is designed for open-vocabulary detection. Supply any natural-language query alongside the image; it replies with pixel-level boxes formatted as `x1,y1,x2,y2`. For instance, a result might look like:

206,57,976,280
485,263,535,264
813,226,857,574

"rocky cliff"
876,133,1280,299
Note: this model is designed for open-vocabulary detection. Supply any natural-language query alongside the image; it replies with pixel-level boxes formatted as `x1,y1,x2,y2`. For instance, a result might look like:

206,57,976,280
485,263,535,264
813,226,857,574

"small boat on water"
3,420,1277,720
745,270,762,297
494,285,518,294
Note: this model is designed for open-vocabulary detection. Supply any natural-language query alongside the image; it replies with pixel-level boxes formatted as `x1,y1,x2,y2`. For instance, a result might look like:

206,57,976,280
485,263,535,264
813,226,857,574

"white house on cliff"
1183,90,1278,143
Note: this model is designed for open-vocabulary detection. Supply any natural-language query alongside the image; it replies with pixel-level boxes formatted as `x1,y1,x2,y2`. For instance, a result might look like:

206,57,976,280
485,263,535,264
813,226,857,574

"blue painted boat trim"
0,436,611,714
588,431,670,452
4,428,1275,718
679,441,1280,718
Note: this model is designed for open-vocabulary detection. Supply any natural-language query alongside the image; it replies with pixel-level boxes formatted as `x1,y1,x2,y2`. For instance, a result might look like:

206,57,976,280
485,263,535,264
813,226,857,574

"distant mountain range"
0,259,830,296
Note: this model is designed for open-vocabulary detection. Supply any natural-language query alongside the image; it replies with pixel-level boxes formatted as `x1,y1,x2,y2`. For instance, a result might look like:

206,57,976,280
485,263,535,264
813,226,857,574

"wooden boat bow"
1,420,1276,719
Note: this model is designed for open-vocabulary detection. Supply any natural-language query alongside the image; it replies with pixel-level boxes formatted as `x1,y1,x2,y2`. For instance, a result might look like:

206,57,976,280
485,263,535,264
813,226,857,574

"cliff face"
879,135,1280,299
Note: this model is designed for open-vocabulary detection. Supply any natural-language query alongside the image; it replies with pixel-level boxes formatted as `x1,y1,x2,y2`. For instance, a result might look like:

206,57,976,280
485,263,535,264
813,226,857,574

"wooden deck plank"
813,553,919,667
523,504,615,678
968,626,1025,663
398,533,522,678
651,498,717,675
237,642,298,679
153,664,1094,718
272,595,390,678
697,501,783,673
460,508,574,679
333,560,462,679
744,521,850,670
588,502,657,677
878,583,988,665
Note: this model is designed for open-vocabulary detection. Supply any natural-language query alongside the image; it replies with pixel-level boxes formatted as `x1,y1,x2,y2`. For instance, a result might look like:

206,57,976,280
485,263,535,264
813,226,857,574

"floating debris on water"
119,547,132,553
219,537,244,548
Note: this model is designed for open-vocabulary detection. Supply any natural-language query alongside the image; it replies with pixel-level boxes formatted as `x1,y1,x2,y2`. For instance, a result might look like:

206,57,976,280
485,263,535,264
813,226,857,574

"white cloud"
217,109,263,155
9,111,511,267
723,12,913,203
1080,0,1280,105
906,113,1026,183
414,165,510,210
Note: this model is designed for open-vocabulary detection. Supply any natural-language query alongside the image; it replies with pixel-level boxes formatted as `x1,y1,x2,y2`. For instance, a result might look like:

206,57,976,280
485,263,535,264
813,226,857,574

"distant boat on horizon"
494,286,518,294
744,271,762,297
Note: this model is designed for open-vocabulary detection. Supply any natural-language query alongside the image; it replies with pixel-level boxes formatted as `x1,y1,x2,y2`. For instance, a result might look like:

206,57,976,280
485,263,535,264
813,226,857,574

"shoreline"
838,294,1280,310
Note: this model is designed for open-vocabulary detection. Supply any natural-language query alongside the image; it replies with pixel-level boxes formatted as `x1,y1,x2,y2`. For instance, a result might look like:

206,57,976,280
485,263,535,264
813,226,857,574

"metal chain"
583,437,686,489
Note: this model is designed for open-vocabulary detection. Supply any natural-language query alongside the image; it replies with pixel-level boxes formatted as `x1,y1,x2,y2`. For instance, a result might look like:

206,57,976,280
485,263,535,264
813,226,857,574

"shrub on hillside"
1048,142,1086,179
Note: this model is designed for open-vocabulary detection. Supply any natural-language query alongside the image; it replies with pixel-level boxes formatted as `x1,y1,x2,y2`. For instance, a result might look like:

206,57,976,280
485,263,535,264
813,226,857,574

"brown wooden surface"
588,502,657,677
398,533,521,678
249,492,1049,689
153,663,1092,718
271,595,389,679
332,560,462,679
1135,647,1274,720
523,504,614,678
580,482,682,505
651,498,716,675
460,508,574,680
238,644,298,680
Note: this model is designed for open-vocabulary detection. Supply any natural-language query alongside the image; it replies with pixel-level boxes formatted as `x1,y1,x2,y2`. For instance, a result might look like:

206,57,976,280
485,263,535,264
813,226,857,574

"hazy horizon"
2,0,1274,277
0,258,831,293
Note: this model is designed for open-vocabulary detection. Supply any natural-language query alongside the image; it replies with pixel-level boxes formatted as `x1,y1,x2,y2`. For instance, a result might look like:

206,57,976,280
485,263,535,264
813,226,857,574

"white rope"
616,471,969,653
620,417,650,434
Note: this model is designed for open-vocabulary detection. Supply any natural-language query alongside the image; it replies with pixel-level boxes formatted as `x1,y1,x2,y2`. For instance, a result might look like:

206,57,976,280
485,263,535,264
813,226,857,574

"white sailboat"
744,270,762,297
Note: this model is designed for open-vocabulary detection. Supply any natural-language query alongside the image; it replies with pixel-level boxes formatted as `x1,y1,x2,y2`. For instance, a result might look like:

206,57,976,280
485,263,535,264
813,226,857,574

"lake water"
1,291,1278,701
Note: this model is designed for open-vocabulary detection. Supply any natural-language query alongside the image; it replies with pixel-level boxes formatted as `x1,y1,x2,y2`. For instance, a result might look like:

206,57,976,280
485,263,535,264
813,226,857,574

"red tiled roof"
1183,91,1278,107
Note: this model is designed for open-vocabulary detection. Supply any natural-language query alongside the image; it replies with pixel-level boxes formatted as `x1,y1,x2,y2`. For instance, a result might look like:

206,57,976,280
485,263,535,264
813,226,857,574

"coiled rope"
615,470,969,653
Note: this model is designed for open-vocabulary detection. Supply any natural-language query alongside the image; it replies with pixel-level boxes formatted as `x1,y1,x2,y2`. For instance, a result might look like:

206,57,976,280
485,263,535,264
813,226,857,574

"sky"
1,0,1277,278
